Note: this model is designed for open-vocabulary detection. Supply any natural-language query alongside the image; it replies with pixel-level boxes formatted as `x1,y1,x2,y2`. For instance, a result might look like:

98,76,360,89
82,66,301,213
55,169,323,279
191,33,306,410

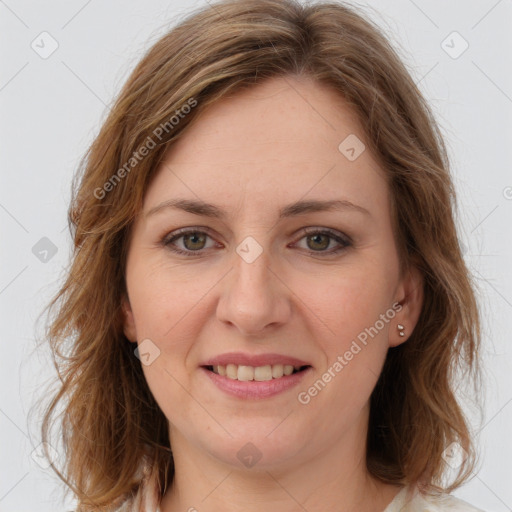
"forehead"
143,76,389,218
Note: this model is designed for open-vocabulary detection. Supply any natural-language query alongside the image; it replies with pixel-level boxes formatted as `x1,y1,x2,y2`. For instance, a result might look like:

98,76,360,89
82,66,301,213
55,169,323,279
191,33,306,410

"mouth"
203,364,311,382
200,352,313,399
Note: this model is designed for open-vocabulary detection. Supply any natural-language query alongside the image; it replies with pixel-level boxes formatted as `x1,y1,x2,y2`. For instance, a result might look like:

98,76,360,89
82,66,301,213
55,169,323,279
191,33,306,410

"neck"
159,408,402,512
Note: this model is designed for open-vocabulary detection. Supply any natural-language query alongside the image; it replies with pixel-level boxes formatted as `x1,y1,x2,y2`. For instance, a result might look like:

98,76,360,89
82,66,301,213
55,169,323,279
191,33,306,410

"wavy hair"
40,0,482,509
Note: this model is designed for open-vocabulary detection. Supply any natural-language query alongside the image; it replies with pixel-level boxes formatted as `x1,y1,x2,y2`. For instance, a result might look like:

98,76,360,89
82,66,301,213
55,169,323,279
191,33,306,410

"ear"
121,296,138,343
389,265,424,348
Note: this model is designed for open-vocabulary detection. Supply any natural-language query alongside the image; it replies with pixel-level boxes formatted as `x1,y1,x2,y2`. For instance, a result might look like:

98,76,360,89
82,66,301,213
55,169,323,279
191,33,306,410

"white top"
151,484,485,512
383,485,485,511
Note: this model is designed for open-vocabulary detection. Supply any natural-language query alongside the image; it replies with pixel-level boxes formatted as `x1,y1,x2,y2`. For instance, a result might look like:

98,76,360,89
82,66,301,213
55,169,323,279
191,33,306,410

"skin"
122,75,423,512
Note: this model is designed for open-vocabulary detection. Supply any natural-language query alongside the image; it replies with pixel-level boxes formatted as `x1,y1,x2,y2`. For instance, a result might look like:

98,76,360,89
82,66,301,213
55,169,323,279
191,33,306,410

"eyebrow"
145,198,371,219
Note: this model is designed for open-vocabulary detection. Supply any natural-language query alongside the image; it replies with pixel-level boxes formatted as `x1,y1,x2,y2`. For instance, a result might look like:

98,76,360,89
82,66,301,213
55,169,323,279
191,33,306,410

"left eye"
294,229,350,254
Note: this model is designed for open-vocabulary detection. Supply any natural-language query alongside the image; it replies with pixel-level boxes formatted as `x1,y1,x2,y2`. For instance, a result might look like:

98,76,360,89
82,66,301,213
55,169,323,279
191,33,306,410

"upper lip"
201,352,311,368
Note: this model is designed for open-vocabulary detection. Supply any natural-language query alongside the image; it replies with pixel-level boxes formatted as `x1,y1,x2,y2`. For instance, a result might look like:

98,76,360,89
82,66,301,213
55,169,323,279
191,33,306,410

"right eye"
162,228,220,256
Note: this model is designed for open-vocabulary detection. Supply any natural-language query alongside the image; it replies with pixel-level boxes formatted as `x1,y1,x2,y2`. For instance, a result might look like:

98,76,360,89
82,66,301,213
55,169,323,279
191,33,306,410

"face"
123,76,422,472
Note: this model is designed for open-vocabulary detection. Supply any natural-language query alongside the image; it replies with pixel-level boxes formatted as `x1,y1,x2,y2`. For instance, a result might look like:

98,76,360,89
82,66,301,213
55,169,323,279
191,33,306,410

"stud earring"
397,324,405,337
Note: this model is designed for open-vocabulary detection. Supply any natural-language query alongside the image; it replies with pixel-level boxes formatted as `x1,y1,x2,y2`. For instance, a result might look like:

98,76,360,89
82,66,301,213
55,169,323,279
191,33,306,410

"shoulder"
384,485,486,512
416,492,486,511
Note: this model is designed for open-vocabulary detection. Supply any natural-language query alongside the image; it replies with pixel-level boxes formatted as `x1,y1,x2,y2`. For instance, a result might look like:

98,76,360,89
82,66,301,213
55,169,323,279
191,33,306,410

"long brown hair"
40,0,483,509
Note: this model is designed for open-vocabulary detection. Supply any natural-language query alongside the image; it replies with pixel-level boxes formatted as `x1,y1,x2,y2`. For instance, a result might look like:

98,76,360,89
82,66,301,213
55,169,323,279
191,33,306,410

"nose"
215,244,292,337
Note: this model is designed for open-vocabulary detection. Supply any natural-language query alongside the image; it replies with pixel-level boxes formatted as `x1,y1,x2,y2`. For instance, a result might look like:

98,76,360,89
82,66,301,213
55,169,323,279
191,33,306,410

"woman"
41,0,485,510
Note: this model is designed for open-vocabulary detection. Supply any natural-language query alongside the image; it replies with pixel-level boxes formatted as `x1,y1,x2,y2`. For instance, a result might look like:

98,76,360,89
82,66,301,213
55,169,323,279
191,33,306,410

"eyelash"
161,227,352,257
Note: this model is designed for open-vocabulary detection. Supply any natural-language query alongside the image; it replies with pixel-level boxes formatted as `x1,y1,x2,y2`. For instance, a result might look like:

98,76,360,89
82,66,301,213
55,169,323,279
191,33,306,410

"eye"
162,228,219,256
293,227,352,255
161,226,352,257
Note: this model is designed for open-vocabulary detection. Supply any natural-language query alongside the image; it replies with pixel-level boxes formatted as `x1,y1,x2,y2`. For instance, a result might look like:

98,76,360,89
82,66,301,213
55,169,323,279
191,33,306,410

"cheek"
304,267,395,346
298,275,395,414
126,257,213,340
130,270,206,422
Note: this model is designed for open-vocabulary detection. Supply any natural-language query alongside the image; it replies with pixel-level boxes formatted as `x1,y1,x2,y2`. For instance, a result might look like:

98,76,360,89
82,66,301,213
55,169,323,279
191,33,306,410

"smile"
206,364,310,381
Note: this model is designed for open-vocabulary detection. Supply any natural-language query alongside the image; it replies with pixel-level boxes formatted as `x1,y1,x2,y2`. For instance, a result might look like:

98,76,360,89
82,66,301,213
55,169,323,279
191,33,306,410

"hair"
39,0,483,510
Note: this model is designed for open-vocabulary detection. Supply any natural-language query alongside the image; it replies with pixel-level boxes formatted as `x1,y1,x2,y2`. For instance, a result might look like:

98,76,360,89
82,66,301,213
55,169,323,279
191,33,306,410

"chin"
196,418,310,471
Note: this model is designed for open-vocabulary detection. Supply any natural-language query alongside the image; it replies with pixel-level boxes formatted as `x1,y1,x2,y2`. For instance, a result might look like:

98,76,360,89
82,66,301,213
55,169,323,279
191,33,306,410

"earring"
397,324,405,337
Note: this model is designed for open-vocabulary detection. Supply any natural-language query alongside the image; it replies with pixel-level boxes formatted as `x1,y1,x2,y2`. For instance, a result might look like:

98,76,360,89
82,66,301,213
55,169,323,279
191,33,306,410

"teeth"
211,363,304,381
226,364,238,379
254,365,272,381
238,365,254,381
272,364,284,378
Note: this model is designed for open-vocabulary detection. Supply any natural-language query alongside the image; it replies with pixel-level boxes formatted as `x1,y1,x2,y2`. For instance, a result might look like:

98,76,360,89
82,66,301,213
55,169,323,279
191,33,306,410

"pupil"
185,233,205,250
308,234,329,251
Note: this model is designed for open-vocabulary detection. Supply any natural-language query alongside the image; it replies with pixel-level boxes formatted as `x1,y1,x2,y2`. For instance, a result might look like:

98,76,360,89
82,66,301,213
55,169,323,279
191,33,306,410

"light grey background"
1,0,511,510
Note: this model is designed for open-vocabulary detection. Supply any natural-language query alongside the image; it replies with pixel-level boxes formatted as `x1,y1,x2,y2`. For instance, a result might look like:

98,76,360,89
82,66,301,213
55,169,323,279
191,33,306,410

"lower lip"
200,367,312,399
